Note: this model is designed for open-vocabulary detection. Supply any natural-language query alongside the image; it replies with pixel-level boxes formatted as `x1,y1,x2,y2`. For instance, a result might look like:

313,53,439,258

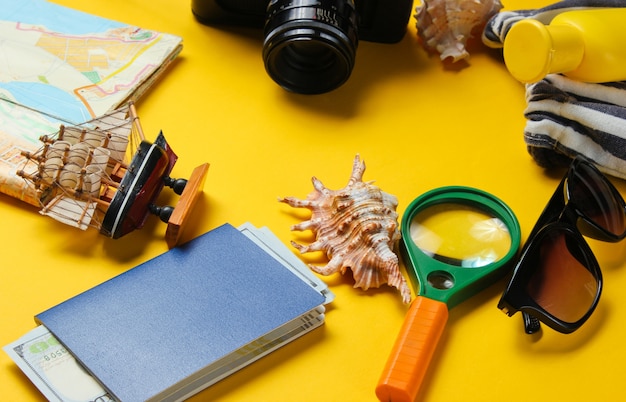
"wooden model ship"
17,102,208,248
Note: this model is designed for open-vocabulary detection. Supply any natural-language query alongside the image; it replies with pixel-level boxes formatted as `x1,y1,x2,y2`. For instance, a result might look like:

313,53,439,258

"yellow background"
2,0,626,401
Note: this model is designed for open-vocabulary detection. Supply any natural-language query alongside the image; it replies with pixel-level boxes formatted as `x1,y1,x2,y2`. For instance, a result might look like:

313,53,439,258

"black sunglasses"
498,156,626,334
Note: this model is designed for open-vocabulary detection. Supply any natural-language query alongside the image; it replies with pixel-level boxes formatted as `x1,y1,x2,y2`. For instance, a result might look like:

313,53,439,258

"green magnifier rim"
400,186,521,308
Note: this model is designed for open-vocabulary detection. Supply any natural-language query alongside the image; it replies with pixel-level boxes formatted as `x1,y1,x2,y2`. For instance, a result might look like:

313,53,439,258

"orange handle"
376,296,449,402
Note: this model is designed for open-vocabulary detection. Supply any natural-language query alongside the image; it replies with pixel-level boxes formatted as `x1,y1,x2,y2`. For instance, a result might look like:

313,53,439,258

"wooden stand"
165,163,209,248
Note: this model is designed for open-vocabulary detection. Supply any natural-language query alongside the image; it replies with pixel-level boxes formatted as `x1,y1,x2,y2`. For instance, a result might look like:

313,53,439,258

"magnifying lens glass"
376,186,521,402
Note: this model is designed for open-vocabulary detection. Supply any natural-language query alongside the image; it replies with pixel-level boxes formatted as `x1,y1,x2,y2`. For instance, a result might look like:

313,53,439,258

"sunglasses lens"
570,162,626,237
526,228,599,323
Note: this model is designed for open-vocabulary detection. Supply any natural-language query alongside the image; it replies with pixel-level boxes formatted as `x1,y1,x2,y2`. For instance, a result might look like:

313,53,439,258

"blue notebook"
35,223,327,402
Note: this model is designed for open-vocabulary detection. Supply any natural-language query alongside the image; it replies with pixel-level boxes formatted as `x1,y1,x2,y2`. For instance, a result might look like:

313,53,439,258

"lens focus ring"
263,0,358,94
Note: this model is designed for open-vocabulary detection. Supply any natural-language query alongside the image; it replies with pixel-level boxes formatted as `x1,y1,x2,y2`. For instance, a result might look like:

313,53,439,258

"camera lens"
262,0,358,94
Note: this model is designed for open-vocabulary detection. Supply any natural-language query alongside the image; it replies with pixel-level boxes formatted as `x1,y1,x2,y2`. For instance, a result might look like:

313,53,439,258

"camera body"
192,0,412,44
192,0,412,93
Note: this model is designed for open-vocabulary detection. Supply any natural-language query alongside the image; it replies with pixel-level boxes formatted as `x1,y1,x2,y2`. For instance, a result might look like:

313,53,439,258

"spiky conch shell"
279,155,411,304
416,0,503,62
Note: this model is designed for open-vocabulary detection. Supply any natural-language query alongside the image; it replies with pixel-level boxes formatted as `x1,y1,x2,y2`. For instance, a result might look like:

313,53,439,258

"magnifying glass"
376,186,521,402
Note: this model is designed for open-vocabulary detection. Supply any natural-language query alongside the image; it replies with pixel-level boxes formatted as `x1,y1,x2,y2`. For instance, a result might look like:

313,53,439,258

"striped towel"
482,0,626,179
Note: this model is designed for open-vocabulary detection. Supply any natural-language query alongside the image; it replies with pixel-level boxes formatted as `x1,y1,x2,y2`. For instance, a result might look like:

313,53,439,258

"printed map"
0,0,182,205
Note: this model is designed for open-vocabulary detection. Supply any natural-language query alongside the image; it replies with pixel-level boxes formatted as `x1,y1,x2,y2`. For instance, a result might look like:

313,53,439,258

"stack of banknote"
4,325,114,402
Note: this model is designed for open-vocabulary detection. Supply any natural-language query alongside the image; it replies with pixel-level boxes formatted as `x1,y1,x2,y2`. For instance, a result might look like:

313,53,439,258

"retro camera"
192,0,412,94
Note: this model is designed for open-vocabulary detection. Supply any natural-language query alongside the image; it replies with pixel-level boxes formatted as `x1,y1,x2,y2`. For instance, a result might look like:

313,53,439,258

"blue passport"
36,223,327,402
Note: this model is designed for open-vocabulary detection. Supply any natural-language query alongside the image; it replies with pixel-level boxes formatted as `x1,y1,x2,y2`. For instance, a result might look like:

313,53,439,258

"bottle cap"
503,18,585,83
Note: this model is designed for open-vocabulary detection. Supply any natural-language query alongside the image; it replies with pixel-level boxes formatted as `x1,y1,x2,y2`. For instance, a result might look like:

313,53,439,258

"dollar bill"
3,325,115,402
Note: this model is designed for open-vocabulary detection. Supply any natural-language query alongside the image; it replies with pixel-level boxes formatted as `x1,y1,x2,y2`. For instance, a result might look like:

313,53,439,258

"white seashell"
279,155,411,304
416,0,503,62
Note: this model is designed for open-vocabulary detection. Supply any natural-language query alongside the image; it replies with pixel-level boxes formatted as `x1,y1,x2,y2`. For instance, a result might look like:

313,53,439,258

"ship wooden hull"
100,131,178,239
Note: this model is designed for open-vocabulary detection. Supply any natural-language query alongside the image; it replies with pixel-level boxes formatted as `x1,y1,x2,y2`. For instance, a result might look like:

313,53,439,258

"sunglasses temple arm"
516,176,568,334
522,311,542,334
529,175,568,239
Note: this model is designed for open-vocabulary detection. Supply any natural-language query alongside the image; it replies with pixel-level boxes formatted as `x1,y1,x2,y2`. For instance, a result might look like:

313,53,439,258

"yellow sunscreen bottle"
503,9,626,84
